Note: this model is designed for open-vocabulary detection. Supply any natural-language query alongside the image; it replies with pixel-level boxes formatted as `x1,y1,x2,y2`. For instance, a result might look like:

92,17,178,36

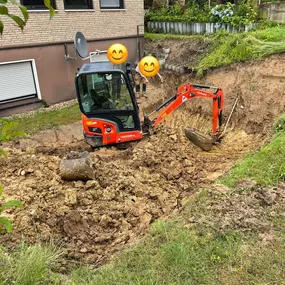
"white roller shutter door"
0,61,37,103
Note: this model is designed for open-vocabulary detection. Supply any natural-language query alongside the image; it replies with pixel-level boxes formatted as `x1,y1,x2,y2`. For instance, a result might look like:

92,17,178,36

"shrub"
145,0,259,27
0,119,25,233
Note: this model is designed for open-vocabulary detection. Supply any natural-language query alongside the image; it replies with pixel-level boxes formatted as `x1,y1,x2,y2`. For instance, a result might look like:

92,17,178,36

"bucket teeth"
184,128,215,151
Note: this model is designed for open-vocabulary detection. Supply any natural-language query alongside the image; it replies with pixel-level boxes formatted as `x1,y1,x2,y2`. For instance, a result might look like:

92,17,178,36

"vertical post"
137,24,144,61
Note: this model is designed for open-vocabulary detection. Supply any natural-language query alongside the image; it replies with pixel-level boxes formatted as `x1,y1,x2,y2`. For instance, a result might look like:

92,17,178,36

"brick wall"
0,0,144,46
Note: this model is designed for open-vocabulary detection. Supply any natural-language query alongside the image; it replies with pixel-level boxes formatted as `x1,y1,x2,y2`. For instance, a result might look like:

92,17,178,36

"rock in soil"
60,151,95,181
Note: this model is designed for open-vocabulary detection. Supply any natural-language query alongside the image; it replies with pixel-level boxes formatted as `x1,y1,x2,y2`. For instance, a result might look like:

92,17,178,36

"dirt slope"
154,53,285,136
145,37,212,68
1,54,285,267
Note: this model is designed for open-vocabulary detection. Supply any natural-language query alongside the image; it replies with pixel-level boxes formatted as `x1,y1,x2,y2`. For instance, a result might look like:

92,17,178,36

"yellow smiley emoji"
138,56,160,78
107,43,128,65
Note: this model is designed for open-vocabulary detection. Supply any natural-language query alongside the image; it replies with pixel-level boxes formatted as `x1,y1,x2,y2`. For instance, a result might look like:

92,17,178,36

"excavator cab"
75,61,143,148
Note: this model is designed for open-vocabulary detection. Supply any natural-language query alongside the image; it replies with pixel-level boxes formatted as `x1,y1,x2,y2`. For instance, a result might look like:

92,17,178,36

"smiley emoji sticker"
107,43,128,65
138,56,160,77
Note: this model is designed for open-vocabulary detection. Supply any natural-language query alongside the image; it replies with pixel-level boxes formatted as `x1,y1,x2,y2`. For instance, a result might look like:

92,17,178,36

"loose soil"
145,37,212,68
1,51,285,268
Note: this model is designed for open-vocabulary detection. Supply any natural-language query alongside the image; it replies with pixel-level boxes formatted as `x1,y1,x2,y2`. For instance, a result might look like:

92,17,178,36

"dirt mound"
1,53,285,267
0,101,259,267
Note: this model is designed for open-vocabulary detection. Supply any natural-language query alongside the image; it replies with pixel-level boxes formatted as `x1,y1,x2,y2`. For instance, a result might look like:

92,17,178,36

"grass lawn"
7,104,81,136
197,26,285,76
221,115,285,187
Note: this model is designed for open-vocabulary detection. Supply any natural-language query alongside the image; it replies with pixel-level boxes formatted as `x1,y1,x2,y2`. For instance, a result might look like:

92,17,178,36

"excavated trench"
0,54,285,268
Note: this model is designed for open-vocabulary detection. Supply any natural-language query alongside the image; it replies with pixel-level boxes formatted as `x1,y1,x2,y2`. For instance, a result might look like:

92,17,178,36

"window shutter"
0,61,37,103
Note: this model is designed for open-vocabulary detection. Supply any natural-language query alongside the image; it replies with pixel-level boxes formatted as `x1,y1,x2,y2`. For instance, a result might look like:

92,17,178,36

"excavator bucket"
184,128,215,151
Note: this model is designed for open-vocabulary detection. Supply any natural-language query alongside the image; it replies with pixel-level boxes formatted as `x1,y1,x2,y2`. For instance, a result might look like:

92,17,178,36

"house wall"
0,36,142,104
260,1,285,23
0,0,144,46
0,0,145,117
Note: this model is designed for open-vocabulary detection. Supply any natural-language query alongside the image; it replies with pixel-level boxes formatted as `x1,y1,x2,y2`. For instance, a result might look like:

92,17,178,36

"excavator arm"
145,83,224,137
142,83,225,151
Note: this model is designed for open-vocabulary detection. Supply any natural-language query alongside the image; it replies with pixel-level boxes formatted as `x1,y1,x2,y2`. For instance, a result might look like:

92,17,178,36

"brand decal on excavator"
182,96,187,102
121,134,136,138
197,91,208,96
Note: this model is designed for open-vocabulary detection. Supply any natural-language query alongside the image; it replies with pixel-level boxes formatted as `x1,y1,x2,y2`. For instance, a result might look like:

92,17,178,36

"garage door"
0,61,38,104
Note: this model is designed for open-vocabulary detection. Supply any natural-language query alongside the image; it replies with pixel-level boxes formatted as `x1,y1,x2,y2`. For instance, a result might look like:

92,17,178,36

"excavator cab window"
76,70,141,132
77,72,134,112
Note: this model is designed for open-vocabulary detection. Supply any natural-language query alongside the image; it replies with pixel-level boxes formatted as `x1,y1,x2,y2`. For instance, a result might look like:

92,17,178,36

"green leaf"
0,148,7,158
0,217,12,233
2,121,18,136
44,0,55,18
0,0,7,3
0,120,26,141
0,185,3,197
7,13,26,30
19,5,28,22
5,131,26,141
0,5,8,15
0,19,3,35
1,200,24,210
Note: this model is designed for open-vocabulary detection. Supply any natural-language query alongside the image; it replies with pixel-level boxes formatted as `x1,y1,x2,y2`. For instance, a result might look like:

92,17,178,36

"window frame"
100,0,124,9
0,59,42,104
20,0,56,10
63,0,93,10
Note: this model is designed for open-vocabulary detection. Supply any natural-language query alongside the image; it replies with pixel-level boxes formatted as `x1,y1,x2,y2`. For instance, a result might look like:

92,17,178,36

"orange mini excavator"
75,61,225,151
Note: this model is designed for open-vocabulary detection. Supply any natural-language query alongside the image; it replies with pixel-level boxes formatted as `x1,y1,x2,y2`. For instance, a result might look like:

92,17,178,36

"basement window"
20,0,56,10
100,0,124,9
64,0,93,9
0,60,41,104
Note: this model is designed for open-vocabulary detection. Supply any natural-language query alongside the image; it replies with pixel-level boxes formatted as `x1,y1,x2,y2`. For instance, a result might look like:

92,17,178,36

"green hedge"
145,1,259,27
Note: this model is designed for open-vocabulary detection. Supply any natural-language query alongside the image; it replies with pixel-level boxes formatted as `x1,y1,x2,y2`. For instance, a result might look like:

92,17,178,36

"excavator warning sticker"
182,96,187,102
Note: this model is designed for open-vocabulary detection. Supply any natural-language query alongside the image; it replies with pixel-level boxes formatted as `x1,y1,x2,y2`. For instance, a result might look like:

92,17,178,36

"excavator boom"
144,83,225,150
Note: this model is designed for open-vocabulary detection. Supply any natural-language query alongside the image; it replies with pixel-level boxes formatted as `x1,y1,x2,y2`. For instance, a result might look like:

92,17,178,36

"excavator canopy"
75,62,141,133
